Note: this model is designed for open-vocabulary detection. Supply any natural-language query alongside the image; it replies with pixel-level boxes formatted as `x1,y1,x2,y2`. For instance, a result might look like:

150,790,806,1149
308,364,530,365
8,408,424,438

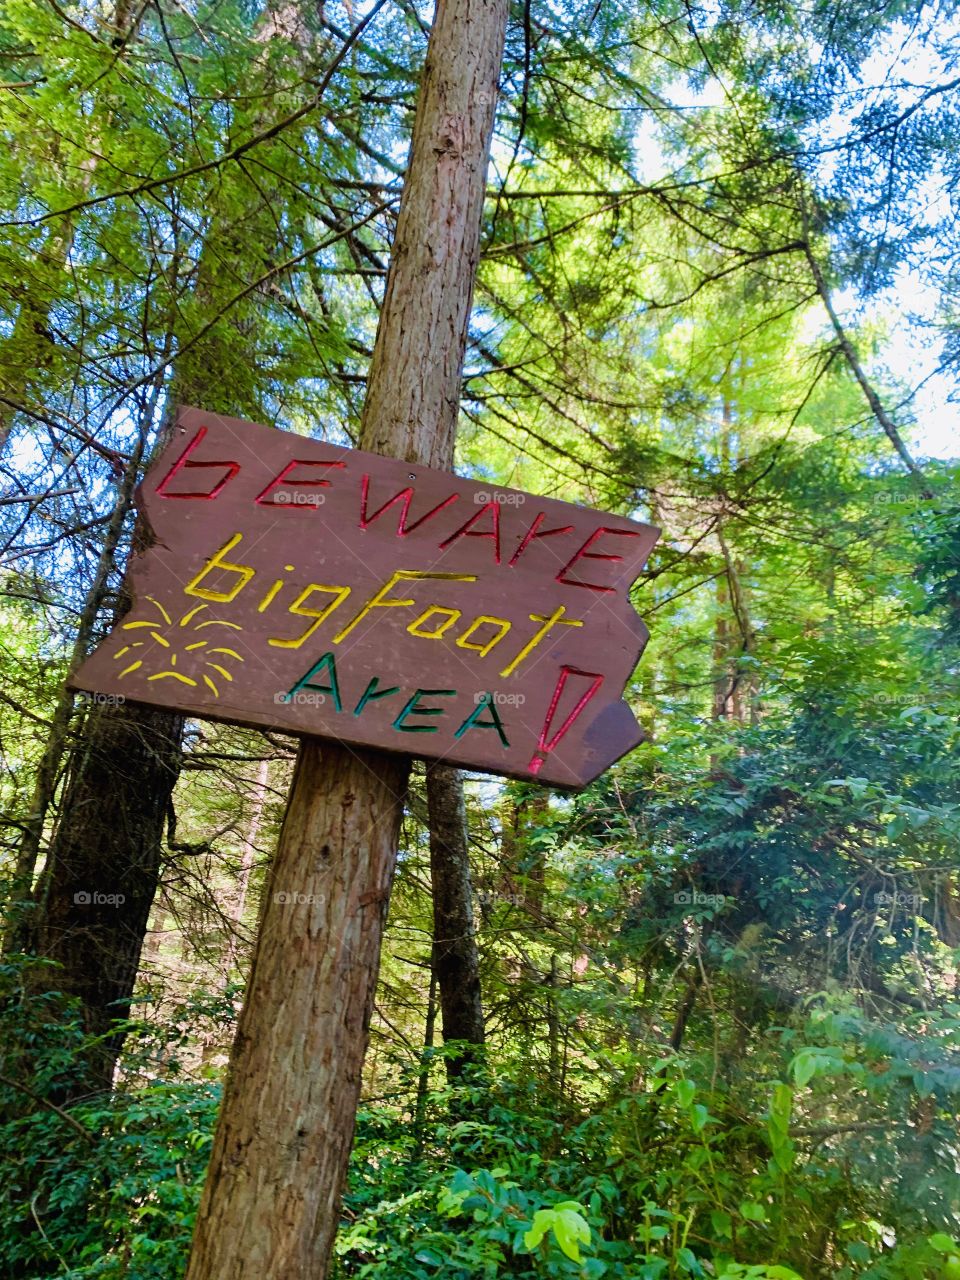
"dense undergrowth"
4,947,960,1279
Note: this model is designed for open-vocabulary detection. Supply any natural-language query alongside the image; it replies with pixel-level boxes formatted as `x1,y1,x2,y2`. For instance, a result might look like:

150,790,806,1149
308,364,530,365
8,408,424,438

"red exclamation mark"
528,666,604,775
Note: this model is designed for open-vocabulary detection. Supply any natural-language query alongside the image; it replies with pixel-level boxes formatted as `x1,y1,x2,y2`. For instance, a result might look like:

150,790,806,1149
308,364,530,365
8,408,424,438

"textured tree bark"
184,0,509,1272
25,701,184,1094
426,763,485,1079
358,0,505,464
183,744,407,1278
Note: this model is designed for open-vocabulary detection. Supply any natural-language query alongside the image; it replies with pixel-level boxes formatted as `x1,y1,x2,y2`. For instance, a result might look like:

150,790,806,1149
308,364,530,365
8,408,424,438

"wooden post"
183,0,509,1273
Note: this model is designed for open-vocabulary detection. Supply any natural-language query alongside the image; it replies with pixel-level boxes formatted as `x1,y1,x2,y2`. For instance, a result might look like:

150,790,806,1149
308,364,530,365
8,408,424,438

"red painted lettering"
509,512,574,567
439,502,502,563
359,475,460,535
255,458,345,507
528,666,604,775
155,427,240,500
556,527,641,592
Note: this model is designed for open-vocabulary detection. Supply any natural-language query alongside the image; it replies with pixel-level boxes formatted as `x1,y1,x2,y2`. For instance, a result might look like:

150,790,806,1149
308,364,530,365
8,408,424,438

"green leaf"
929,1233,959,1254
844,1242,871,1263
582,1260,608,1279
710,1210,733,1239
770,1082,793,1128
791,1050,820,1087
523,1209,551,1252
552,1206,591,1262
676,1079,696,1108
676,1246,705,1275
773,1138,796,1172
739,1201,767,1222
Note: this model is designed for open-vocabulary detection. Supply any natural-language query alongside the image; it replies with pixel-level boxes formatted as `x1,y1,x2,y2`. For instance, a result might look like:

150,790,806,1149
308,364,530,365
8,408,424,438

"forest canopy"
1,0,959,1275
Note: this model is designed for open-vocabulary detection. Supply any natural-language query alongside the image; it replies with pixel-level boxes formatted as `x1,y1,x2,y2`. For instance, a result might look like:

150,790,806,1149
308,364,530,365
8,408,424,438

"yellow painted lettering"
184,533,255,603
407,606,462,639
498,606,583,677
332,570,476,644
258,565,294,612
455,615,511,657
268,583,352,649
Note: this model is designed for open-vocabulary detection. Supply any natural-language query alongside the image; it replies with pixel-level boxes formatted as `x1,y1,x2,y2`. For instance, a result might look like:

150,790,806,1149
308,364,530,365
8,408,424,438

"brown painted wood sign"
71,407,659,787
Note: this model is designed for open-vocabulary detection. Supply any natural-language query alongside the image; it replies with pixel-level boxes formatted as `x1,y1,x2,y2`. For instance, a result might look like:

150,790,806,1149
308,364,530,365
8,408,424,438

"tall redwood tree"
184,0,510,1272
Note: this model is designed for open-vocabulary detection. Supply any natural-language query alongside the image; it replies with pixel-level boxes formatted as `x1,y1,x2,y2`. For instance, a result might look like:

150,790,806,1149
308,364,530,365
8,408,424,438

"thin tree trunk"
799,210,932,496
547,952,561,1092
499,786,547,913
413,968,438,1156
14,1,323,1093
711,403,756,727
426,763,485,1080
670,969,703,1052
3,393,154,949
184,0,509,1271
716,529,756,726
222,758,270,980
712,573,732,722
140,885,175,969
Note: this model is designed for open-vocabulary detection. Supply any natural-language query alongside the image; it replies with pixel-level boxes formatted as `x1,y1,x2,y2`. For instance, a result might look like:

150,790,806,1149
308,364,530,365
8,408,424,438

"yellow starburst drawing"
113,598,245,697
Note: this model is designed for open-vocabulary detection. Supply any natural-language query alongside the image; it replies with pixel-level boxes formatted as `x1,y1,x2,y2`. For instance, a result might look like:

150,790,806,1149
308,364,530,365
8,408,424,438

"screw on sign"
72,406,660,789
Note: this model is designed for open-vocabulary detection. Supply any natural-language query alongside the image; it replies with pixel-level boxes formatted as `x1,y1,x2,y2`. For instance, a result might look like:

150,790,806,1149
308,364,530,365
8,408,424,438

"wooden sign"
71,407,659,788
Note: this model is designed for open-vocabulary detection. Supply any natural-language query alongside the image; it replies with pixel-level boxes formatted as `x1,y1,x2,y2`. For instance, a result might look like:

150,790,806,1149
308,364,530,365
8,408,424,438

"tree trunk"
26,701,184,1093
499,785,548,915
221,758,271,981
3,390,155,950
426,763,485,1079
184,0,509,1271
800,220,932,496
12,2,326,1094
413,968,438,1155
547,952,561,1092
